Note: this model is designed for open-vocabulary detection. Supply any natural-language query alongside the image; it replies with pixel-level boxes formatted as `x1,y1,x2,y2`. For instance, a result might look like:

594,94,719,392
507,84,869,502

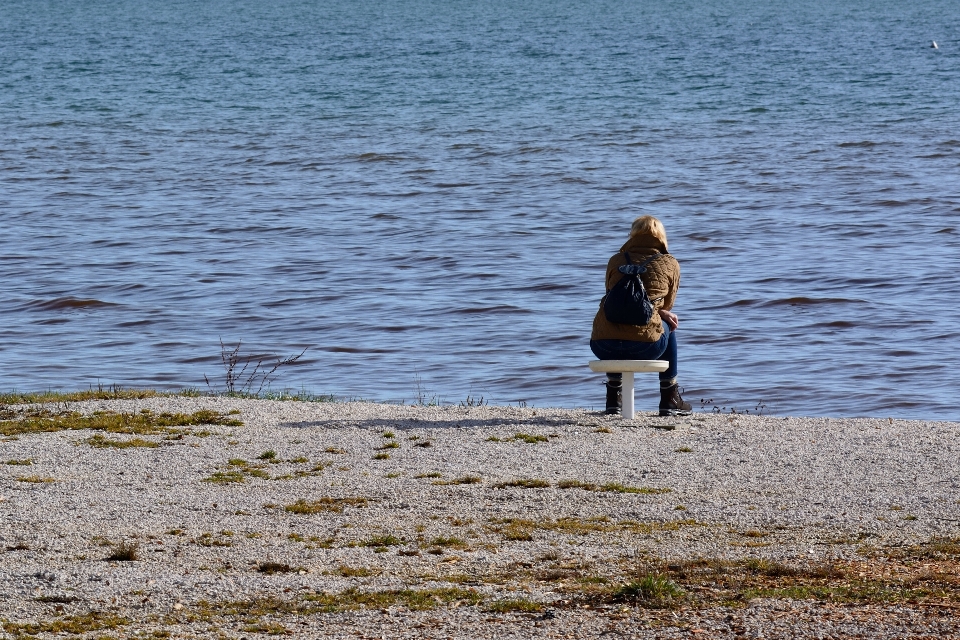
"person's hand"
659,309,679,331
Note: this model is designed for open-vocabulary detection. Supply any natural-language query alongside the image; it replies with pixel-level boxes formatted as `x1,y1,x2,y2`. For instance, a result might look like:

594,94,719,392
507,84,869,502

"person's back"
590,215,692,416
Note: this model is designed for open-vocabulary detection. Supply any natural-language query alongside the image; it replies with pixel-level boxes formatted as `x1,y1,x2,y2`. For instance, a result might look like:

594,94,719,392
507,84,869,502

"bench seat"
588,359,668,419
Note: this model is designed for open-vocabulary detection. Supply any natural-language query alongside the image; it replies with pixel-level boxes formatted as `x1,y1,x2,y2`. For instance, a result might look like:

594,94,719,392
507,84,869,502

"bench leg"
622,372,635,419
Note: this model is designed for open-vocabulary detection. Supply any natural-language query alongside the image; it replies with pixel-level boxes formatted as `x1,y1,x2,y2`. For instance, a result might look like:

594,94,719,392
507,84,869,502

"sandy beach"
1,396,958,639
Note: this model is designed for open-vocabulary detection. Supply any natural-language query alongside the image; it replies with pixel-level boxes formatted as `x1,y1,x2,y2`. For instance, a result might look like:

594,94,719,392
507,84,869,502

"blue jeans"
590,323,678,382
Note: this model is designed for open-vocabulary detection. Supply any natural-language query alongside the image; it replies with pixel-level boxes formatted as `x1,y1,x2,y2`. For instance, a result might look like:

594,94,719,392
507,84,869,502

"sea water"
2,0,959,419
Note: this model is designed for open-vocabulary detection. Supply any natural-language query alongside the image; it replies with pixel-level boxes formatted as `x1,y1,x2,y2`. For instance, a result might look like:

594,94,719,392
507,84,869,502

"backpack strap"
618,251,661,275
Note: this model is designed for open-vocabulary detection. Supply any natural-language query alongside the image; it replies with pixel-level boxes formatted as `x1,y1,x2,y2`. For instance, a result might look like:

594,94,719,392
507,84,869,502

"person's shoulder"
606,252,626,267
657,252,680,272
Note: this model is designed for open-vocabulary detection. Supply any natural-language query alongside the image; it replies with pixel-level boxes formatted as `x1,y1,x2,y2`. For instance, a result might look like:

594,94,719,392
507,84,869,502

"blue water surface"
1,0,959,418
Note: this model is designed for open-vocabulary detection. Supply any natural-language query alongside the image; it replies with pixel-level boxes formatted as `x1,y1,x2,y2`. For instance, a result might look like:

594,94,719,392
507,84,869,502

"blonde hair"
629,215,668,250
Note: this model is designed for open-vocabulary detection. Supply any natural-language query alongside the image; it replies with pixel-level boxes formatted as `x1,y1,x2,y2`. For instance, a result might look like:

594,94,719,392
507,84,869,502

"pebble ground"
0,397,957,638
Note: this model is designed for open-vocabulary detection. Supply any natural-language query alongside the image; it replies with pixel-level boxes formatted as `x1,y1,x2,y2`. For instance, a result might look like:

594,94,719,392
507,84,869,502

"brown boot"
659,383,692,416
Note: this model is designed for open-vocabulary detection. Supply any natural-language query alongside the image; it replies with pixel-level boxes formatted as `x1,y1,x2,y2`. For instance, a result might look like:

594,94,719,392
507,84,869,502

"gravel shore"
1,397,958,639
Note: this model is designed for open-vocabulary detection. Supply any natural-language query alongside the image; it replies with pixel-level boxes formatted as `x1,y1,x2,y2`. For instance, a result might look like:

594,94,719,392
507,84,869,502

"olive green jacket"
590,233,680,343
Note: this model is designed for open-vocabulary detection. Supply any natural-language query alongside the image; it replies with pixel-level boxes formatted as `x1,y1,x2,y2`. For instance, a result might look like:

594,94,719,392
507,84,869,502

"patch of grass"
414,440,432,447
372,452,390,460
106,541,139,561
740,558,798,577
0,386,158,405
378,441,400,450
556,479,670,494
490,516,699,538
4,458,32,465
362,534,404,547
512,432,548,444
382,431,395,438
338,566,379,577
204,458,274,482
16,475,54,483
501,522,535,541
85,434,159,449
242,622,290,635
257,450,277,460
173,589,481,621
485,598,544,613
285,497,368,514
433,475,481,485
324,447,346,454
612,574,684,608
875,537,960,560
600,482,670,494
740,530,769,538
202,470,246,484
494,478,550,489
2,612,130,635
415,472,442,479
194,532,233,547
0,408,241,438
385,472,401,478
304,587,481,611
257,562,298,574
427,537,469,550
485,436,501,442
675,446,693,453
594,426,613,433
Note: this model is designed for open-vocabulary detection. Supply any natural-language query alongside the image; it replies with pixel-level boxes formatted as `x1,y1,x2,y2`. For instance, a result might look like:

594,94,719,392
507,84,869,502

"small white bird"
931,41,939,49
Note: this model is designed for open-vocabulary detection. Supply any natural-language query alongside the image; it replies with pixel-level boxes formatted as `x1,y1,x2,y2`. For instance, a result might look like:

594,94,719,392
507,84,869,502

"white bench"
588,360,669,419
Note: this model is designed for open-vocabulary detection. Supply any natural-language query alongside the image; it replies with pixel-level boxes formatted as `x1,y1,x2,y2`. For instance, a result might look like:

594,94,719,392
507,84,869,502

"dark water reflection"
2,0,959,418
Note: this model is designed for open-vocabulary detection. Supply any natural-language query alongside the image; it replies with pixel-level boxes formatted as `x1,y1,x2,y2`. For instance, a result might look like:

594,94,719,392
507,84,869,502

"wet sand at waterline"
1,397,958,638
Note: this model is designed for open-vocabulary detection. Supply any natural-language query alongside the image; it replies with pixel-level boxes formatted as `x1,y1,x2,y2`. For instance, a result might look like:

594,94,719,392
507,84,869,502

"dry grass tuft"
0,408,241,437
485,598,545,613
285,497,368,514
85,434,159,449
106,541,139,562
433,475,481,485
494,478,550,489
257,562,297,574
2,611,130,636
556,479,671,494
16,475,55,483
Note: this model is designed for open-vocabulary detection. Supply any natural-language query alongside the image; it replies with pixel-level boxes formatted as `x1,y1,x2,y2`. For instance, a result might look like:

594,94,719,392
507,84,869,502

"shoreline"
1,397,958,638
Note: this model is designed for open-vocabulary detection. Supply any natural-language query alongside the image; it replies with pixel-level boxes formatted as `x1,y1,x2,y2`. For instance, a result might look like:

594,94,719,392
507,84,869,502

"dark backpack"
602,252,663,326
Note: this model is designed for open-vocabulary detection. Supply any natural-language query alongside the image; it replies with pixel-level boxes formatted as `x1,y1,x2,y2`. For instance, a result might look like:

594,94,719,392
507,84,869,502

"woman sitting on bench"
590,215,692,417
